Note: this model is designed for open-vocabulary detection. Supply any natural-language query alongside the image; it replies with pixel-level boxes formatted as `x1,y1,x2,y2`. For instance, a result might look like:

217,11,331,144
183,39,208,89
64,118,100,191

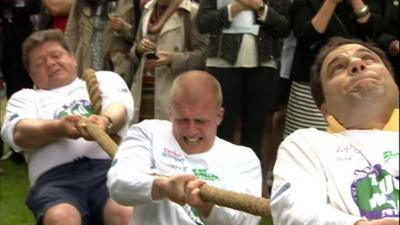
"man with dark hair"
271,37,399,225
1,29,133,225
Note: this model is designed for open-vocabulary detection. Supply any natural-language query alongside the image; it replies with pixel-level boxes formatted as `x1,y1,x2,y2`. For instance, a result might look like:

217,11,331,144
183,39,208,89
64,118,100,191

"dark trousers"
1,19,34,99
1,21,33,160
207,66,278,160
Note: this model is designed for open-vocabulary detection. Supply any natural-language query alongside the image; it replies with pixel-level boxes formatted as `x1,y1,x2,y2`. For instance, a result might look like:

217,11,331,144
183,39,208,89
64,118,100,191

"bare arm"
42,0,74,16
311,0,341,33
14,103,127,150
236,0,263,11
100,103,128,135
13,114,84,150
230,1,249,18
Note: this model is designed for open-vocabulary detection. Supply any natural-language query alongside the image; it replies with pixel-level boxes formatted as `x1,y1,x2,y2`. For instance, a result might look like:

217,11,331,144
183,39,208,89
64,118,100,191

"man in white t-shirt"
271,37,399,225
107,70,262,225
1,29,133,225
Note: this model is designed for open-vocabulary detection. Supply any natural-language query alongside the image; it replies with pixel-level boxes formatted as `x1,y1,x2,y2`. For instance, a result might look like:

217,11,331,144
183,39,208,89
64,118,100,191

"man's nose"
46,57,56,67
187,122,197,135
349,58,365,75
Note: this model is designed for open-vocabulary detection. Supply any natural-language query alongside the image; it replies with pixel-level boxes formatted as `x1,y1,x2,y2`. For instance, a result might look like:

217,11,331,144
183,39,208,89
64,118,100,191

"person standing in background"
0,0,40,101
39,0,75,32
130,0,209,123
0,0,41,163
377,0,399,86
196,0,290,166
65,0,136,85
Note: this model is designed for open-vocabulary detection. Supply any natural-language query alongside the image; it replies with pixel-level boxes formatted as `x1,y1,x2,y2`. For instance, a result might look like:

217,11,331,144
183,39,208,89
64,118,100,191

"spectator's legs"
2,22,33,164
207,67,242,143
241,67,277,160
2,23,33,99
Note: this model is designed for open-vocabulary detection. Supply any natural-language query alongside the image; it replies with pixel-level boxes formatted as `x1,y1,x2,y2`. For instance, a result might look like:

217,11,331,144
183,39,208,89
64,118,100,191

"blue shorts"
26,157,111,225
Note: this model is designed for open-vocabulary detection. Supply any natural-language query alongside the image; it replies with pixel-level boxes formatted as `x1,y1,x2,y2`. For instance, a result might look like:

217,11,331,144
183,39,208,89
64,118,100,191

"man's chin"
350,80,382,98
181,143,208,154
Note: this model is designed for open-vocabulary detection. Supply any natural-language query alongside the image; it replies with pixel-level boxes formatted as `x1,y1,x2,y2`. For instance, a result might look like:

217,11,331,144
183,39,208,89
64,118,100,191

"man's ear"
217,107,224,125
168,105,172,119
320,103,329,119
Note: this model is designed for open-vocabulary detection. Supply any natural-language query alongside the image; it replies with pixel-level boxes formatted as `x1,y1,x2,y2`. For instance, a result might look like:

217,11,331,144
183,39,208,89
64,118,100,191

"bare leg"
103,198,133,225
43,203,82,225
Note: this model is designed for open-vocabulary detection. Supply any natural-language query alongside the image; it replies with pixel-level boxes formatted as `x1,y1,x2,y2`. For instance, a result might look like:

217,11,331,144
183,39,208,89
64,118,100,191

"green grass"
0,95,34,225
0,149,35,225
260,217,274,225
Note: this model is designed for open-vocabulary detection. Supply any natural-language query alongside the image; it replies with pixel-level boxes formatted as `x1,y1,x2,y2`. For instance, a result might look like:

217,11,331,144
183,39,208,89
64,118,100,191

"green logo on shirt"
383,151,399,163
351,165,399,219
192,168,219,181
55,100,94,119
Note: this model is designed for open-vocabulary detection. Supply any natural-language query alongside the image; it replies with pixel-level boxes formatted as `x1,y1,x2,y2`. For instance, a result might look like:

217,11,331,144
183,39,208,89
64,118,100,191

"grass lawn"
0,94,34,225
0,149,34,225
260,217,274,225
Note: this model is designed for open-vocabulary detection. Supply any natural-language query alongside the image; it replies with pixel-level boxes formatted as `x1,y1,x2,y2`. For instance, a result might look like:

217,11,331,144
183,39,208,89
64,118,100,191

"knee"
43,203,81,225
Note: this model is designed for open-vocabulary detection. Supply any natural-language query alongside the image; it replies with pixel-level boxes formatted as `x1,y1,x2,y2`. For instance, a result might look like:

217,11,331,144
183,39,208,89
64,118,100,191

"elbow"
13,129,30,149
107,178,125,204
107,172,133,206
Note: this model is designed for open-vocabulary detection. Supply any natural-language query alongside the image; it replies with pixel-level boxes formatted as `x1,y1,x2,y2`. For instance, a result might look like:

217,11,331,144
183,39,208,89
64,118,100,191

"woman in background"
65,0,136,85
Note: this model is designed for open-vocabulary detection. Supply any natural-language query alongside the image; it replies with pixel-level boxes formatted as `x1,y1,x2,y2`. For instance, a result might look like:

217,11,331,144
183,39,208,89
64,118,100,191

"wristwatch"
103,115,113,134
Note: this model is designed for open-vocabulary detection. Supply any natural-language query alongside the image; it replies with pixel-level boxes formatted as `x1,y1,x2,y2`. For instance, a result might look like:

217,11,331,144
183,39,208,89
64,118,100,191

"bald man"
107,70,262,225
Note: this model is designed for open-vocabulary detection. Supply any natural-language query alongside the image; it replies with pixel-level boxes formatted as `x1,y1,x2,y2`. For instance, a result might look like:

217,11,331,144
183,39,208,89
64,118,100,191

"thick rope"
82,68,121,143
82,68,102,114
81,68,271,217
200,184,271,217
82,118,118,158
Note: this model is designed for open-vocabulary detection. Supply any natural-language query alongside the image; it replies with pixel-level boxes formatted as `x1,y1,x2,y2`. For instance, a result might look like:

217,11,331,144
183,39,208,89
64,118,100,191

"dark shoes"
9,150,25,164
0,149,26,164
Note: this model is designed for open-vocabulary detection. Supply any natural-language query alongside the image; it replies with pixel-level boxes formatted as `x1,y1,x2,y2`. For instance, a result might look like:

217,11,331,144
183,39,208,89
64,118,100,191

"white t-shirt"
271,128,399,225
107,119,262,225
1,71,134,185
